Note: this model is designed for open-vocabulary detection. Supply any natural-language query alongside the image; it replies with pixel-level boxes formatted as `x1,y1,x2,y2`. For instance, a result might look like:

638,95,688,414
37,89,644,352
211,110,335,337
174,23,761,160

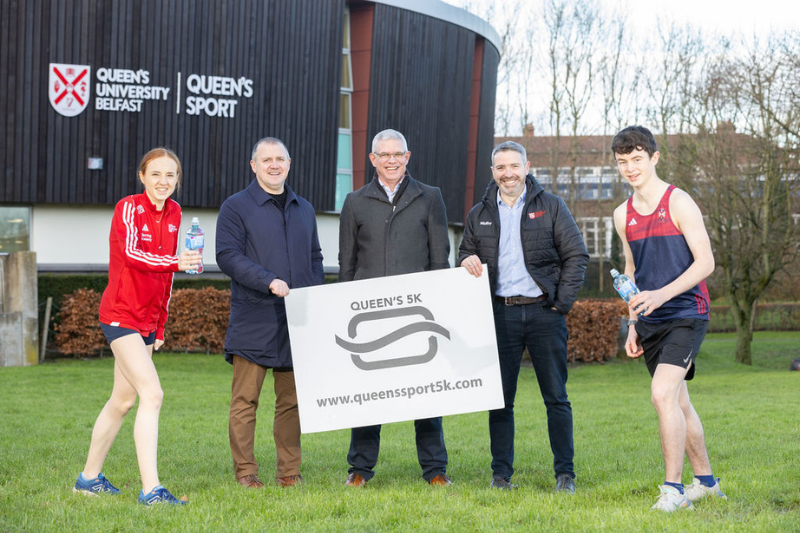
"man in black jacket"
338,129,452,488
458,141,588,492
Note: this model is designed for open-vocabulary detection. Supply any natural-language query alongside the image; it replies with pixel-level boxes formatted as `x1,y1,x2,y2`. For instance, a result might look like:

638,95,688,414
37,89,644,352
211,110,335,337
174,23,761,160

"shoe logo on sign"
335,307,451,370
49,63,92,117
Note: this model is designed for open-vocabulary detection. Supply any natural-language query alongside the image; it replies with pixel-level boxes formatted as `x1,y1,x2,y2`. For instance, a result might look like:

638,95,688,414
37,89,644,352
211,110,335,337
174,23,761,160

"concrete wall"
31,205,342,272
0,252,39,366
32,205,459,274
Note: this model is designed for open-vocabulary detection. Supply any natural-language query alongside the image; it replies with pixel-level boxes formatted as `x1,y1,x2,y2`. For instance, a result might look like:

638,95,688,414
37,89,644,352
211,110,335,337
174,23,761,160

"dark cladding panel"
0,0,344,210
367,4,475,224
474,41,499,206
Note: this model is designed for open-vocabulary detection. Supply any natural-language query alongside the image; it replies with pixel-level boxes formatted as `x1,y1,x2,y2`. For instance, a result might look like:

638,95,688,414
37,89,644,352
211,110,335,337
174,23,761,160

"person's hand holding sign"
461,254,483,278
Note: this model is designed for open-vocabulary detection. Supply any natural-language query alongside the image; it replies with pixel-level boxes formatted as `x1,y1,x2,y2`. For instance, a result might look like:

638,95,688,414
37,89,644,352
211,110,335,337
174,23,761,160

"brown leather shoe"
238,474,264,488
428,473,452,486
276,475,304,487
345,473,367,487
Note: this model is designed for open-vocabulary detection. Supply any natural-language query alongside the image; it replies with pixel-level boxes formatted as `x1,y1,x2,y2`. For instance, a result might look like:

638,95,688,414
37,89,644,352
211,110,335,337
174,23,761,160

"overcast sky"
443,0,798,38
440,0,797,135
606,0,798,37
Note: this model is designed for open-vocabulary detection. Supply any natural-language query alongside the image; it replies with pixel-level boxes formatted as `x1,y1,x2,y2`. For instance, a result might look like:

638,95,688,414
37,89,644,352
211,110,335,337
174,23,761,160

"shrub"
566,299,628,363
67,288,787,363
166,287,230,353
53,287,232,356
38,274,109,344
53,288,105,356
39,274,233,354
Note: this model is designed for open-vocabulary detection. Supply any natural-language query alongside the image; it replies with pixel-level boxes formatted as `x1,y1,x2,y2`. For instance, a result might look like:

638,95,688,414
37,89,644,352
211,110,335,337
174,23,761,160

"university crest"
49,63,91,116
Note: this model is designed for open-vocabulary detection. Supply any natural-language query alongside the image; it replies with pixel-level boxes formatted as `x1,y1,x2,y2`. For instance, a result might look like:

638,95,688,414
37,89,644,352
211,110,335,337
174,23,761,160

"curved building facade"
0,0,498,271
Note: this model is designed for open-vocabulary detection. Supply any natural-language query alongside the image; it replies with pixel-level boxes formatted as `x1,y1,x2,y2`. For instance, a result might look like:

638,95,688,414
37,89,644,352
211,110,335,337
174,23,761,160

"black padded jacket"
457,175,589,314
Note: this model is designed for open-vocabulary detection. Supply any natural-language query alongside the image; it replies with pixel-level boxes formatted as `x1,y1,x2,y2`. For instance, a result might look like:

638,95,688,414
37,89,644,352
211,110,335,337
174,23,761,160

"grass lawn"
1,332,798,532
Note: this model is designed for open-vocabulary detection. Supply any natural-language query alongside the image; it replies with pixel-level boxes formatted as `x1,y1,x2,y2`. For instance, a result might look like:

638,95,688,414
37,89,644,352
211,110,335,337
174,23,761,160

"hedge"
53,287,231,356
39,274,234,356
53,288,630,362
52,288,106,357
50,282,800,360
565,299,628,363
166,287,230,353
39,274,336,329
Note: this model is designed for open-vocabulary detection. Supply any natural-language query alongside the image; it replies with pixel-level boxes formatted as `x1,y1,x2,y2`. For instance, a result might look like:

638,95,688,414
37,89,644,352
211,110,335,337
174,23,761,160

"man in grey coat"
338,129,452,487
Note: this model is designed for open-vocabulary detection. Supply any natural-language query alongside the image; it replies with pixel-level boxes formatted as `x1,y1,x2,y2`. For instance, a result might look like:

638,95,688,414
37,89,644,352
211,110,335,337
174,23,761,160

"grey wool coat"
338,174,450,281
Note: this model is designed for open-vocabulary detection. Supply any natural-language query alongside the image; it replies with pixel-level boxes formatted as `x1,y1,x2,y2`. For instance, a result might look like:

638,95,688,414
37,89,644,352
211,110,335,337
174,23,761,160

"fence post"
40,296,53,363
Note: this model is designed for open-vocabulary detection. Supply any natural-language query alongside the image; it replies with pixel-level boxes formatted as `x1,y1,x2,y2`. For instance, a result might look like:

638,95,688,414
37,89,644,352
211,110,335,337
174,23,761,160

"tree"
644,20,705,178
542,0,568,195
458,0,529,136
672,33,800,365
562,0,603,212
447,2,800,365
597,10,629,291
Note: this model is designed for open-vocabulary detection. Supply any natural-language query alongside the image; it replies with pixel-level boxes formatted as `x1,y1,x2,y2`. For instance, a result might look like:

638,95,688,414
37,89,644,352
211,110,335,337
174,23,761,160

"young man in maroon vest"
612,125,725,512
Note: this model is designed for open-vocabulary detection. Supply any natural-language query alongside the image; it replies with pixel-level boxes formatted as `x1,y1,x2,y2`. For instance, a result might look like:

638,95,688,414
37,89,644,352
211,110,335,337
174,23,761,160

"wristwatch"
627,319,638,326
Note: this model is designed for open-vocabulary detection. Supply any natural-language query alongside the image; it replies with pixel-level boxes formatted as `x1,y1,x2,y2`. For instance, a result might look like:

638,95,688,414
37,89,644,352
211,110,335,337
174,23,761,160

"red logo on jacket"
529,210,546,219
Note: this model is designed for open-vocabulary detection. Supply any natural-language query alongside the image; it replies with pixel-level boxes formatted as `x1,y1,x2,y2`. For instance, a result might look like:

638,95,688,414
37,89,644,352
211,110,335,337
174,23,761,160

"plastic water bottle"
610,268,643,316
185,217,204,275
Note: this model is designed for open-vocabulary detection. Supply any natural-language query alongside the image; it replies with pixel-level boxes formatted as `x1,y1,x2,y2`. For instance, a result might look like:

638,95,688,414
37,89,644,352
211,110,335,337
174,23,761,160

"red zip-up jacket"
99,193,181,340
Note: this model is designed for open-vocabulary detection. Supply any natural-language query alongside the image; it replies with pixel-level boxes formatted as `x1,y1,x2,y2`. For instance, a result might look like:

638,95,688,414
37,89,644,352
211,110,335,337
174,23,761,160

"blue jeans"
490,301,574,480
347,418,448,482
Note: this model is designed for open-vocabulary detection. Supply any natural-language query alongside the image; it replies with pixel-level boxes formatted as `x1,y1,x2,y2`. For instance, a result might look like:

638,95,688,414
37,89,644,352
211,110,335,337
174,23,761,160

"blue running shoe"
73,473,120,495
138,485,188,506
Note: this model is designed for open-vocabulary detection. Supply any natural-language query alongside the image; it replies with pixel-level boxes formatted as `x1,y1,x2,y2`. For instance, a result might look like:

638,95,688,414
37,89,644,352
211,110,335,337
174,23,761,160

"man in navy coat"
216,137,324,489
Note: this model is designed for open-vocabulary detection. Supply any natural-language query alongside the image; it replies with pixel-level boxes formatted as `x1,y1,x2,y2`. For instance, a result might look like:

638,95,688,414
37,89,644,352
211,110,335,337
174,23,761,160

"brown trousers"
229,355,301,479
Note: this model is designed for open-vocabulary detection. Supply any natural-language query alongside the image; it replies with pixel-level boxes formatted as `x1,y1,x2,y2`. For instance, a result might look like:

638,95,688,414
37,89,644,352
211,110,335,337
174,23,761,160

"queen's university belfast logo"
49,63,91,117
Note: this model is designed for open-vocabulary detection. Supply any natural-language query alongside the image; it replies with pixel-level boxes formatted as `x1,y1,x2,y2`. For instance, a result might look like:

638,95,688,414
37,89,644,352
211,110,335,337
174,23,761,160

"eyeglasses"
373,151,407,161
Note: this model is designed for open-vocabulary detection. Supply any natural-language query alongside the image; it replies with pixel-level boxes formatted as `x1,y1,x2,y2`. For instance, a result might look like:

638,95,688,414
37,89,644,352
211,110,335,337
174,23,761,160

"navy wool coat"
216,180,324,367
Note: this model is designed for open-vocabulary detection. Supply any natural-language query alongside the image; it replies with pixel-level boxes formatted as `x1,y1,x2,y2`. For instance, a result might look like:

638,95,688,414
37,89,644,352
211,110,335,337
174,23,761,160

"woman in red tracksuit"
73,148,201,506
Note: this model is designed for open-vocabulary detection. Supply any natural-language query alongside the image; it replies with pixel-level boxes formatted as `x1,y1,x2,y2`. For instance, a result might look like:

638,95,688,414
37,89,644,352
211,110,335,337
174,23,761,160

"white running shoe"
684,477,727,502
651,485,694,512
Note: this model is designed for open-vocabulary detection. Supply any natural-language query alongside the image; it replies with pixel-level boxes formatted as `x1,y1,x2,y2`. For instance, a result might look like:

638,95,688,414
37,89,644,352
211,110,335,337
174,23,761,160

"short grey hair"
372,129,408,153
251,137,290,160
491,141,527,166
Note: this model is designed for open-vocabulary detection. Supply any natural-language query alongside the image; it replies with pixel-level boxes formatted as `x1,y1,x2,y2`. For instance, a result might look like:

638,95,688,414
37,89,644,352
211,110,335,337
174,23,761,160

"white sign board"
285,267,504,434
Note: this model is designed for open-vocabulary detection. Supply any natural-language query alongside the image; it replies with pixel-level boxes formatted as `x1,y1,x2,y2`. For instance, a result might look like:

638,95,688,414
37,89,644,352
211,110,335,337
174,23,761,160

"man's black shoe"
490,477,518,490
555,474,575,494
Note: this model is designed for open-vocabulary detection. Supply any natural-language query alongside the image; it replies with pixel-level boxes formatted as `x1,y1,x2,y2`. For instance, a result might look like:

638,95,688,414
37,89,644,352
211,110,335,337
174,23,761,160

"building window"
0,207,31,253
335,8,354,211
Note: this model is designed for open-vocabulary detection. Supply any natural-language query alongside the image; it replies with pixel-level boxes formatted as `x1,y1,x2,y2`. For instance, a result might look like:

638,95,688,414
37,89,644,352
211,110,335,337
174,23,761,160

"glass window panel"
343,10,350,50
337,132,352,169
0,207,31,253
339,93,351,129
335,173,352,211
341,55,352,90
